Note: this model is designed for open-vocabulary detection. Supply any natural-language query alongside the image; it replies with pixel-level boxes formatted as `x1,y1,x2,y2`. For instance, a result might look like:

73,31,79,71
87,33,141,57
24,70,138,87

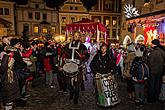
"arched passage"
123,35,132,47
135,34,144,44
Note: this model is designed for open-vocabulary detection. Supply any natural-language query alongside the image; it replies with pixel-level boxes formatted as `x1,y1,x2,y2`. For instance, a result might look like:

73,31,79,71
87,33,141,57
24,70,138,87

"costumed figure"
86,41,99,73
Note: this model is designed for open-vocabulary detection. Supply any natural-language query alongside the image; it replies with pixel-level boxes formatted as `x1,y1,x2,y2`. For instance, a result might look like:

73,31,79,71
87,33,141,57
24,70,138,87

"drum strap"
69,42,80,61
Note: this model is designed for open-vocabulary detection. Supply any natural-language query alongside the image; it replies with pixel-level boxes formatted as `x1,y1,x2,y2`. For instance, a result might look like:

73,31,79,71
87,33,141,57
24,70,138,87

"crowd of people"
0,32,164,109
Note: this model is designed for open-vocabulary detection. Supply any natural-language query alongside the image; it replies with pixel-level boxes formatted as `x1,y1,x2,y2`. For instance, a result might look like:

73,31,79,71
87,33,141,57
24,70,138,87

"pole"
97,24,100,42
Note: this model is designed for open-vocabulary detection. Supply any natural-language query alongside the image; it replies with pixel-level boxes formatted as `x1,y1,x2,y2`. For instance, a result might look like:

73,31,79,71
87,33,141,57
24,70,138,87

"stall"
66,18,107,43
125,9,165,45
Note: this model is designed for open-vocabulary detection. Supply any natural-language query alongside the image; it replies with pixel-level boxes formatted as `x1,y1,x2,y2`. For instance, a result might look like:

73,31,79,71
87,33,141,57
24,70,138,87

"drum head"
63,62,78,73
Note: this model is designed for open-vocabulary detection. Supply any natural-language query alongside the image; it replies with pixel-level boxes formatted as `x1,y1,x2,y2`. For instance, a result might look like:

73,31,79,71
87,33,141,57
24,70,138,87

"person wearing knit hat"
151,39,160,46
147,38,165,103
127,42,135,52
10,38,21,47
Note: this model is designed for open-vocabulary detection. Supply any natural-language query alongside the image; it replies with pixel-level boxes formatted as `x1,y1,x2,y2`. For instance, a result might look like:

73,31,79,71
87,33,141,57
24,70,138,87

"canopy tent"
66,18,107,42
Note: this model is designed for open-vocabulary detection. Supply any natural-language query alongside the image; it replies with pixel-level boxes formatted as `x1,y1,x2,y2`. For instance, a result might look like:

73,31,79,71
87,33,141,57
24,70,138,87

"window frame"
112,17,117,27
28,12,33,19
0,8,3,15
112,29,117,39
43,13,47,20
42,27,48,33
33,25,39,33
35,12,40,20
35,4,39,9
4,8,9,15
62,17,66,23
104,0,113,10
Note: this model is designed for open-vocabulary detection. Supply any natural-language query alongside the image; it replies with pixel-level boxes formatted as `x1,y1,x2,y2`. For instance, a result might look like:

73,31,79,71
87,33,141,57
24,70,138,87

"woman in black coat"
90,44,116,75
0,48,20,109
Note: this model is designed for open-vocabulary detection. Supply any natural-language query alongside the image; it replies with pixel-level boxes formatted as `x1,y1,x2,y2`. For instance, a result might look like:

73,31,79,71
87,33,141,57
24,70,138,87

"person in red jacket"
42,42,54,88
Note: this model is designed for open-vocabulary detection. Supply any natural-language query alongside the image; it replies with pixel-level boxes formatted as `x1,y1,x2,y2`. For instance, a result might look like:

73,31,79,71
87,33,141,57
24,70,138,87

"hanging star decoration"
124,4,139,18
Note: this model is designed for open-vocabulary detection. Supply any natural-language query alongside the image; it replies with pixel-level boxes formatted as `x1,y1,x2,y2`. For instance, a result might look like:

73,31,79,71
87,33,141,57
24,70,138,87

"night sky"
14,0,97,11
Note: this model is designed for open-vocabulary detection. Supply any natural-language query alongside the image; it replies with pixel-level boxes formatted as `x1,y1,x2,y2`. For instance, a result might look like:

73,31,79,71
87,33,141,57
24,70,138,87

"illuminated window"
62,17,66,23
34,26,39,33
106,19,110,27
112,17,117,27
42,27,47,33
51,27,56,33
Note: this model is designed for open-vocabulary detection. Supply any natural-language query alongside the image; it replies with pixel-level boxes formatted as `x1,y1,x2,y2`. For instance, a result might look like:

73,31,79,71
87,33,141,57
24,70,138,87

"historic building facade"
15,0,59,39
59,0,121,43
58,0,89,41
121,0,165,46
0,0,15,38
89,0,121,43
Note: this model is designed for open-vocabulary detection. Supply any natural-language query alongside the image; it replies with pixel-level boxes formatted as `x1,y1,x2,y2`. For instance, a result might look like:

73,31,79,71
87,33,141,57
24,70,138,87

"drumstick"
75,50,81,57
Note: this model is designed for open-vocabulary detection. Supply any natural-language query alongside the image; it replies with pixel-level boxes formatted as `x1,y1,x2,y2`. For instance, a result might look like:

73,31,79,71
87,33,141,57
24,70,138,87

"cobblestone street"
15,74,164,110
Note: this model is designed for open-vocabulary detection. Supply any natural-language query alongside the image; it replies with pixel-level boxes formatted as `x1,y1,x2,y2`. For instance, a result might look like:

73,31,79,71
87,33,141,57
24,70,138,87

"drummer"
90,43,118,107
90,43,116,76
63,31,89,104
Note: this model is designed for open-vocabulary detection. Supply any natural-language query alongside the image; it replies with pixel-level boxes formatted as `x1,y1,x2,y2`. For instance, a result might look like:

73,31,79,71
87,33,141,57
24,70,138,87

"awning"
66,18,107,32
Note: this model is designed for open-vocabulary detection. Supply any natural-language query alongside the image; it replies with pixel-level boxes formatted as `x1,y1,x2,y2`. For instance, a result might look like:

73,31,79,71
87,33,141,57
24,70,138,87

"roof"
66,18,107,32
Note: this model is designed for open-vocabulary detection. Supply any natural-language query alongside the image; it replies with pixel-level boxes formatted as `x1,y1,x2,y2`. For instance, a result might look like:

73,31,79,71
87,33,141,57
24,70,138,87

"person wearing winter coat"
116,48,124,77
10,38,31,107
41,42,54,88
0,46,20,110
130,46,149,106
123,42,136,99
147,39,165,103
90,43,116,76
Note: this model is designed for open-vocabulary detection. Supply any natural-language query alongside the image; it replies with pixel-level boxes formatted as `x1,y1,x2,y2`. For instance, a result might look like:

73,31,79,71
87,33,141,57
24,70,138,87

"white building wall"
15,0,59,37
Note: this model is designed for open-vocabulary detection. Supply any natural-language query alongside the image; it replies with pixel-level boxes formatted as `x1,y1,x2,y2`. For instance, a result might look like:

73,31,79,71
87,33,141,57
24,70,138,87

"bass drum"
63,62,78,77
95,73,120,107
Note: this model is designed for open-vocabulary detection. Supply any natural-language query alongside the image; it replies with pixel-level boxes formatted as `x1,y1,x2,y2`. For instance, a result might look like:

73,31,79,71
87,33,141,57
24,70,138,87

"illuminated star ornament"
124,4,139,18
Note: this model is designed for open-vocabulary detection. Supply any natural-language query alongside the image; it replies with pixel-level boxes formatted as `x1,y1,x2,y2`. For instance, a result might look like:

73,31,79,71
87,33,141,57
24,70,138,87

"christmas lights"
124,4,139,18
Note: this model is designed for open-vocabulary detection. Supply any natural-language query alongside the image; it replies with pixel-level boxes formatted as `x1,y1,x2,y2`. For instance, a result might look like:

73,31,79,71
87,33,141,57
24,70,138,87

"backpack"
131,58,149,82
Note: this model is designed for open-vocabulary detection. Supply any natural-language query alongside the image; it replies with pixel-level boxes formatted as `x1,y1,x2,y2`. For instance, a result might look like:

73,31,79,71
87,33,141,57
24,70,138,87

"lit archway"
135,34,144,44
123,35,132,47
